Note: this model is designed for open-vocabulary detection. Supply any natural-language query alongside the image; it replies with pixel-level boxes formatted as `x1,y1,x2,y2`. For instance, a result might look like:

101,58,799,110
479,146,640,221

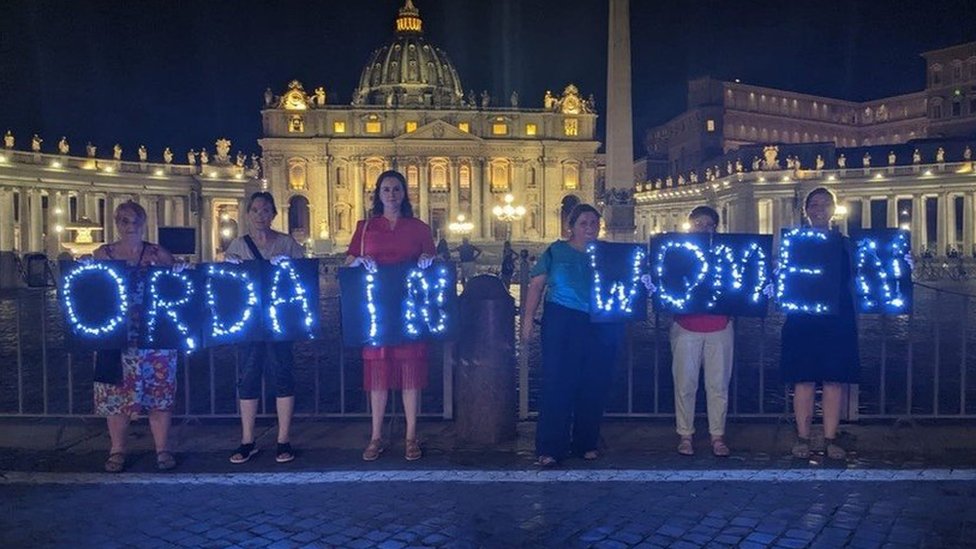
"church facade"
258,0,600,250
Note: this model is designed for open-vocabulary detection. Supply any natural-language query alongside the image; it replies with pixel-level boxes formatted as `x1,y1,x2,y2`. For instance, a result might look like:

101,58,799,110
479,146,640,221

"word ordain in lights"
63,262,129,336
206,264,258,338
365,272,379,345
777,228,828,314
145,269,197,350
268,259,315,336
588,243,646,314
403,265,450,337
654,240,709,310
709,242,768,309
856,231,909,311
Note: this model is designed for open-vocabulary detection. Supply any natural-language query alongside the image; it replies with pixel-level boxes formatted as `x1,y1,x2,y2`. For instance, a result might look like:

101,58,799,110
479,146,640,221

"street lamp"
492,193,525,241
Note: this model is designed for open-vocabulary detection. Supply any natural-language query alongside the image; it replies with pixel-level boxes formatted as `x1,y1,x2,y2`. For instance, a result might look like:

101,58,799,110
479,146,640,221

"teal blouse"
529,240,592,313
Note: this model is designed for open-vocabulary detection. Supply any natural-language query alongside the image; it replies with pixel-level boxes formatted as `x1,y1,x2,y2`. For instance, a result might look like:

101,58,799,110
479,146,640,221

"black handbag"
93,349,123,385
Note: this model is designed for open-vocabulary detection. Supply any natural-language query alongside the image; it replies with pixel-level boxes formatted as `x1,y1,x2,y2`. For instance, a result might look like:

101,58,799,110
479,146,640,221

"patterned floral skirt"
94,348,177,417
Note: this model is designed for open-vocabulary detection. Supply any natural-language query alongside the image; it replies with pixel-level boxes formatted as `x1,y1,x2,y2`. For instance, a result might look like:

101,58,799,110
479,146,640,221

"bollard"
455,274,517,445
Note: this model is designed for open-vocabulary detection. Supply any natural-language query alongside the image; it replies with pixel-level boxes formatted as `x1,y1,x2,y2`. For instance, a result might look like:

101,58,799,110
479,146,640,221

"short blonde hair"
115,200,147,225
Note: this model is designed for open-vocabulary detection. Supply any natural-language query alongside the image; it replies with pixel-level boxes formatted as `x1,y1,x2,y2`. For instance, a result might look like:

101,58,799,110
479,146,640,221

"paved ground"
2,419,975,548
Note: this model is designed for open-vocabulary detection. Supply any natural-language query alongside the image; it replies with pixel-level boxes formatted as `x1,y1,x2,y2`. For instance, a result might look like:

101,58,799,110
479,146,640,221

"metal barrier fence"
0,263,454,420
1,258,975,421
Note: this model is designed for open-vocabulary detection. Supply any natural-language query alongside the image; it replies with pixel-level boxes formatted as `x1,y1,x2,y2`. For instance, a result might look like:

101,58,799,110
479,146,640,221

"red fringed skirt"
362,342,429,391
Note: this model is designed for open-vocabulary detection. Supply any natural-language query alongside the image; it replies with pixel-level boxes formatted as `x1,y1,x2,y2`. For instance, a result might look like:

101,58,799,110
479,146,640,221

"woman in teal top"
520,204,626,467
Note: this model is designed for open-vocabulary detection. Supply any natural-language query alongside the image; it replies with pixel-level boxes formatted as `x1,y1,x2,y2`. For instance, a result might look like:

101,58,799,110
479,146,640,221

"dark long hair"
370,170,414,218
247,191,278,216
566,203,601,227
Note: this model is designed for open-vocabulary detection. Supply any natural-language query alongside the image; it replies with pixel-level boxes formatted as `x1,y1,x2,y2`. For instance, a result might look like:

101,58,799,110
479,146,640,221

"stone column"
418,158,430,223
964,193,975,257
103,193,115,242
887,197,898,229
28,189,43,252
911,195,926,253
237,197,249,237
861,199,872,231
448,159,460,221
201,197,214,261
936,192,949,256
0,189,14,251
161,197,174,226
172,197,186,227
352,159,364,224
472,158,485,240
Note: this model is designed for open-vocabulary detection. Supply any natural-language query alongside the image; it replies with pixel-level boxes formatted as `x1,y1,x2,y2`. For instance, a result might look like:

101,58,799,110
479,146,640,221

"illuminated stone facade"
259,1,600,248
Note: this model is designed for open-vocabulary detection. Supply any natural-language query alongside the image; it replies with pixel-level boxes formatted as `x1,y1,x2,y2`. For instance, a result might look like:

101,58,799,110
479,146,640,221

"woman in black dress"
780,187,859,460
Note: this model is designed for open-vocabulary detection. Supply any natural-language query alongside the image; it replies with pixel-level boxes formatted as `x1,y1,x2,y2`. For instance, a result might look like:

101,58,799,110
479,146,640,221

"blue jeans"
536,302,624,460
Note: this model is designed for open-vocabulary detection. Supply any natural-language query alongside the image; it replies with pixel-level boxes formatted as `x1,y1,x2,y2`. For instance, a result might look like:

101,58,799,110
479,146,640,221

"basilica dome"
353,0,464,108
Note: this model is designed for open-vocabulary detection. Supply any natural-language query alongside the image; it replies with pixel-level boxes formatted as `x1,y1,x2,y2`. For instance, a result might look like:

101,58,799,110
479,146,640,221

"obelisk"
604,0,636,240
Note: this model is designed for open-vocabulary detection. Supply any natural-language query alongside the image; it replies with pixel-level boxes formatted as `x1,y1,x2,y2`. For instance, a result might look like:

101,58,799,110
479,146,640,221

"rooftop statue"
965,146,972,161
936,147,945,163
264,87,274,107
559,84,582,114
838,154,846,168
32,134,42,152
215,139,231,163
86,142,96,158
815,154,825,170
761,145,778,170
187,149,196,165
236,151,246,167
200,148,209,165
138,145,147,162
510,90,519,108
163,147,173,164
313,87,327,107
888,151,896,165
543,90,555,111
113,144,122,160
58,137,69,155
862,152,871,167
480,90,490,109
583,94,596,114
913,149,921,164
3,130,13,149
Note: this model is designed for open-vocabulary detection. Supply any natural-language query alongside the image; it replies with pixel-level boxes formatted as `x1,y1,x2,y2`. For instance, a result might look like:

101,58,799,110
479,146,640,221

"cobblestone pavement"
2,470,975,548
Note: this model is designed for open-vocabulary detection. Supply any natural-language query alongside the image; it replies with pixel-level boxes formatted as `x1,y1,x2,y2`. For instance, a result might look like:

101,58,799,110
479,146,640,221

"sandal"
104,452,125,473
156,451,177,471
677,436,694,456
276,442,295,463
791,437,811,459
362,439,384,461
825,438,847,460
229,442,258,464
711,437,731,458
536,455,557,468
405,438,422,461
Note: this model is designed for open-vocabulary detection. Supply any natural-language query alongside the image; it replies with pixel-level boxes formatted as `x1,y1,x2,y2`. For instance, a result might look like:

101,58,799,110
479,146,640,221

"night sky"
1,0,974,161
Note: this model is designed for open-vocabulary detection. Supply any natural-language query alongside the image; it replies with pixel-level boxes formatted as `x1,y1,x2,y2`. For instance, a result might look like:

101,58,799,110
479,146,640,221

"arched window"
406,165,419,188
365,158,384,191
459,164,471,189
562,163,579,190
287,195,310,241
430,160,448,191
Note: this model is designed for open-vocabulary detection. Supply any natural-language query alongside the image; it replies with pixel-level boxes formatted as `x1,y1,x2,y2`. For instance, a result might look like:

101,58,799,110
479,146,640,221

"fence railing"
1,258,975,421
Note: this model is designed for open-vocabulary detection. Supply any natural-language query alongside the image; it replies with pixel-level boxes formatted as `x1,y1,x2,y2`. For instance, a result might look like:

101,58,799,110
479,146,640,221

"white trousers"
670,321,734,437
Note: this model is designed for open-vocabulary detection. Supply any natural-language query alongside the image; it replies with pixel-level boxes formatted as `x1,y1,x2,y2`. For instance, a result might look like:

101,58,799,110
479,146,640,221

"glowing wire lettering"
403,265,450,337
365,272,380,345
587,243,646,315
145,269,197,350
855,231,909,312
777,228,829,314
62,262,129,337
709,242,768,309
653,240,709,310
206,264,258,338
268,259,315,336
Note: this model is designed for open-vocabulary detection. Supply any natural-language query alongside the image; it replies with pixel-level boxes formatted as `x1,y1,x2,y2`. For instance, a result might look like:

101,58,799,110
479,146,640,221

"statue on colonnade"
3,130,13,148
58,137,69,154
200,148,209,165
113,144,123,160
187,149,197,165
31,134,42,152
138,145,148,162
215,139,231,164
163,147,173,164
86,142,96,157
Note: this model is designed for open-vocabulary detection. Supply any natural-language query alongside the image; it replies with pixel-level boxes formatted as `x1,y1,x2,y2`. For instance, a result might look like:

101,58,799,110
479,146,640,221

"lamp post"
491,193,525,241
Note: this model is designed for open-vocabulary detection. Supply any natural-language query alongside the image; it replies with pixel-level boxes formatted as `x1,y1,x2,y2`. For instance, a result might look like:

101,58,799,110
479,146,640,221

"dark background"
1,0,974,159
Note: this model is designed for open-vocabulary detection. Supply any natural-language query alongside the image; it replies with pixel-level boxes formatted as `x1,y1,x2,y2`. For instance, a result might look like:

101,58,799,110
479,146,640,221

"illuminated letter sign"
140,267,201,350
851,229,912,314
203,262,262,347
59,261,130,350
649,233,711,313
338,262,458,347
587,241,648,322
708,234,772,317
264,258,319,341
776,228,842,314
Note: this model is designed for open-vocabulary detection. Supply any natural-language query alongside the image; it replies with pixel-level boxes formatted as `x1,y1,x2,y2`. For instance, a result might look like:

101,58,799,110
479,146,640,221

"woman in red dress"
346,170,435,461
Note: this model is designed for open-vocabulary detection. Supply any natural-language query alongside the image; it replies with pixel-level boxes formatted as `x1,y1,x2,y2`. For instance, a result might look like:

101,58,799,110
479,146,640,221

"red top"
347,216,436,360
347,216,436,265
674,314,730,333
